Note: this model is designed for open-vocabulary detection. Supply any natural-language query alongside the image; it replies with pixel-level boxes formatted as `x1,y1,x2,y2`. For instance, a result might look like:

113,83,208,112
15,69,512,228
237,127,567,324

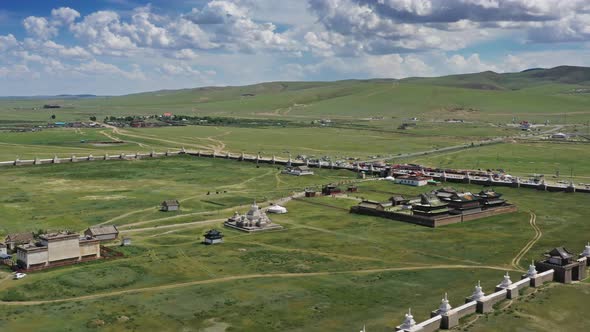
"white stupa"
527,260,537,277
470,281,485,301
399,308,416,330
438,293,452,315
582,242,590,258
359,324,366,332
499,272,512,288
225,201,283,232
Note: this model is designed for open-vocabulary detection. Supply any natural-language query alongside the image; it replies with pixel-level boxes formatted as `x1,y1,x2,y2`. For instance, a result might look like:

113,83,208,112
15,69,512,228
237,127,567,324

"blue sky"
1,0,590,95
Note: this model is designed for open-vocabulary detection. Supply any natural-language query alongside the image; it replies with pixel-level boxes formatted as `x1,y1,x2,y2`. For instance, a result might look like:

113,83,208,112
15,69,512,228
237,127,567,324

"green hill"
402,66,590,90
3,66,590,124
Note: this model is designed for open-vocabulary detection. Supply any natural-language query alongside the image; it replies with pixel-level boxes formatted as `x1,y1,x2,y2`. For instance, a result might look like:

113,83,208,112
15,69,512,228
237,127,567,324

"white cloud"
76,60,145,80
0,34,18,52
173,48,199,60
51,7,80,26
23,16,58,40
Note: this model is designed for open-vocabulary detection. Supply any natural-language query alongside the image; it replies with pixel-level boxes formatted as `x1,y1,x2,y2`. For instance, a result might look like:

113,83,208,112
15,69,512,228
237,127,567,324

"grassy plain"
0,68,589,331
0,158,589,331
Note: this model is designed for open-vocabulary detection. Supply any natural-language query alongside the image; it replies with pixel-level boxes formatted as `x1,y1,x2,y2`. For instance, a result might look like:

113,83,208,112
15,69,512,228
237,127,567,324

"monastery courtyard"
0,156,587,331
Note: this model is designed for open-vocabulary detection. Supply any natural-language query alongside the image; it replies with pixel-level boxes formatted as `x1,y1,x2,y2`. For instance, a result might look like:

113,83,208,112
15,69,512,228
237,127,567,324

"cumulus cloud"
173,48,199,60
76,60,145,80
0,34,18,52
23,16,58,40
51,7,80,26
306,0,590,56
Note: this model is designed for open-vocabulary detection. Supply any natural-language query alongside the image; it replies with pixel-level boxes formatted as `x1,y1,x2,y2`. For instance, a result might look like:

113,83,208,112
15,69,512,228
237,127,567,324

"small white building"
267,205,288,214
0,243,7,256
282,166,314,176
394,175,431,187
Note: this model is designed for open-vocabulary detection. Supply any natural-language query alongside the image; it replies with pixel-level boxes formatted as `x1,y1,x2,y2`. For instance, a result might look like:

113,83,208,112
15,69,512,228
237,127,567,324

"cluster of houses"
351,187,516,227
1,225,121,271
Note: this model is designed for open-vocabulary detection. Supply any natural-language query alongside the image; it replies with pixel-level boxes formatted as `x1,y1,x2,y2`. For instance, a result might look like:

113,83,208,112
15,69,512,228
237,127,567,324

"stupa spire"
438,292,452,314
500,272,512,288
400,308,416,330
470,280,485,301
527,260,537,277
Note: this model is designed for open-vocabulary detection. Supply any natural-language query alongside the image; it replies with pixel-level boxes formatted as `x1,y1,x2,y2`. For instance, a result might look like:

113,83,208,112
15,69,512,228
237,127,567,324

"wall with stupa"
395,268,556,332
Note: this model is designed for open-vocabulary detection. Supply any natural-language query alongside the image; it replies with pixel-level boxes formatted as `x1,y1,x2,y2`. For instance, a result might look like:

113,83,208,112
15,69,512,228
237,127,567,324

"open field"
0,157,589,331
1,67,590,331
408,141,590,182
0,156,355,233
3,68,590,125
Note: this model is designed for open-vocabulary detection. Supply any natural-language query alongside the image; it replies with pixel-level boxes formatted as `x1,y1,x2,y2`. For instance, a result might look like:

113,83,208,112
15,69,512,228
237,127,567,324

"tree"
90,116,97,121
51,114,56,120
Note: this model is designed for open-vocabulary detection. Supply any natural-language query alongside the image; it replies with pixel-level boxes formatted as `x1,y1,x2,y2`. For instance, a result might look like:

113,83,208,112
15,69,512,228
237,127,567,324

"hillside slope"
402,66,590,90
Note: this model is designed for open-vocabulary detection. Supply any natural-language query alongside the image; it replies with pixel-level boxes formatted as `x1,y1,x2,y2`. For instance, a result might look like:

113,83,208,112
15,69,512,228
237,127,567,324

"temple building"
535,247,587,283
203,229,224,245
224,201,283,233
443,191,482,215
16,231,100,270
412,193,450,218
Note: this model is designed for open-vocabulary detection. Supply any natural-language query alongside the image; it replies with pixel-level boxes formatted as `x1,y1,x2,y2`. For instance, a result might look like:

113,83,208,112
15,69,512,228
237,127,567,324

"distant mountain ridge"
401,65,590,90
0,94,100,100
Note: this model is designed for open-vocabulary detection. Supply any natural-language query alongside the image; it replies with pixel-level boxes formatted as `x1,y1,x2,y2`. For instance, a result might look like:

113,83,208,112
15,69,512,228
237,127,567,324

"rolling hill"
2,66,590,124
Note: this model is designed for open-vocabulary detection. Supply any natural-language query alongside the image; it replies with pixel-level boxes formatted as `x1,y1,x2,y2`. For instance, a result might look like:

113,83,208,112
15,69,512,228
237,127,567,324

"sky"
1,0,590,95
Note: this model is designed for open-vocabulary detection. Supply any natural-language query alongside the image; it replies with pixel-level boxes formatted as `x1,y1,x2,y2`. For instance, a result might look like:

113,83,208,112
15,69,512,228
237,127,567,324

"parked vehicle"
13,272,27,280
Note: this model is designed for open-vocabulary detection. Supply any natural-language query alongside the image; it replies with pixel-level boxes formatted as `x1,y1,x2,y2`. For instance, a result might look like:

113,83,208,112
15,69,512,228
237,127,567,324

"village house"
5,232,34,251
322,183,342,195
16,231,100,270
305,189,317,197
203,229,224,245
0,243,7,256
161,200,180,212
395,175,432,187
84,225,119,241
282,166,314,176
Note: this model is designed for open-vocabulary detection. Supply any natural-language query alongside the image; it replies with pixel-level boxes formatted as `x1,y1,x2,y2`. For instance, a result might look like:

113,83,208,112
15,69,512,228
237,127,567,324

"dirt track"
511,211,541,270
0,264,520,306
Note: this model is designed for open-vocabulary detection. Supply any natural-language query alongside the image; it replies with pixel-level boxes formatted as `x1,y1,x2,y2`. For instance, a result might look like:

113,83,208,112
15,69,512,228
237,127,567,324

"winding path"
511,211,541,270
0,264,520,306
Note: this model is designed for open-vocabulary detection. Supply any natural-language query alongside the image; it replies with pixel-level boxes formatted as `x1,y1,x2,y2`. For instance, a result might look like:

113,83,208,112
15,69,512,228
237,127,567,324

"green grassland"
0,67,589,331
0,156,356,233
2,67,590,125
0,158,589,331
409,141,590,182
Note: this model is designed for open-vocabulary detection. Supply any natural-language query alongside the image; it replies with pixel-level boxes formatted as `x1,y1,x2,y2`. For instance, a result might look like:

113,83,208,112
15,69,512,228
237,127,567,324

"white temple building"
224,201,283,233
